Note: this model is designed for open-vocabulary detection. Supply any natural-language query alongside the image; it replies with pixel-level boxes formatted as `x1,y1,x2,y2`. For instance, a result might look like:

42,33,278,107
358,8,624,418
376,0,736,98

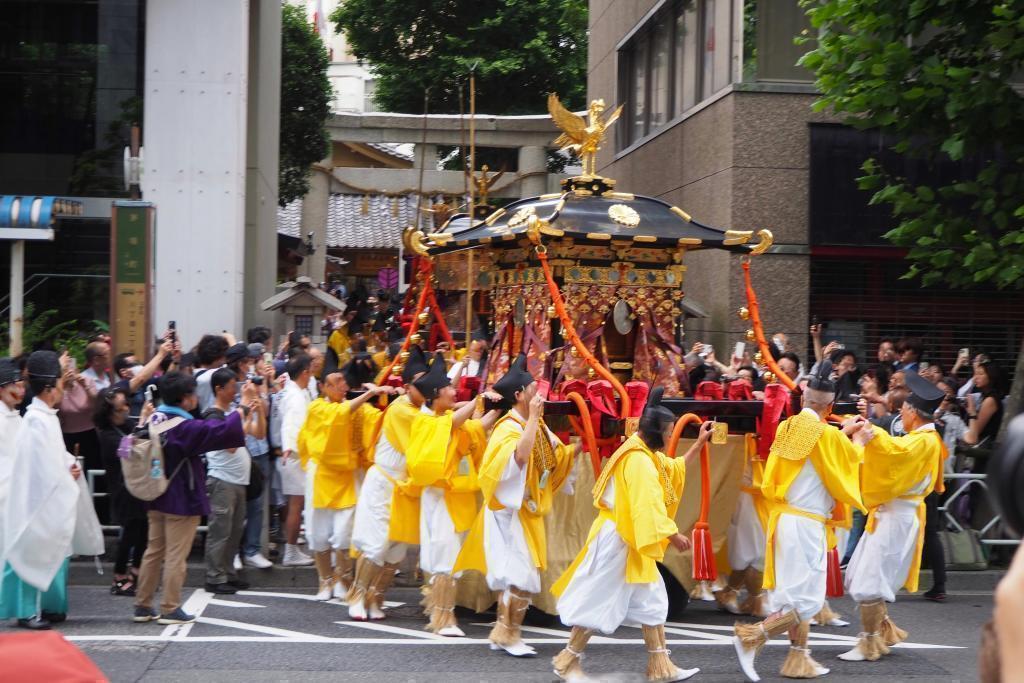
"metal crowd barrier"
939,472,1020,547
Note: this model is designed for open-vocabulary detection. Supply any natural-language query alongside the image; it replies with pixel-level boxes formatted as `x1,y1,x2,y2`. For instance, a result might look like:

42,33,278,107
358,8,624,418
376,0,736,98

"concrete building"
588,0,1022,371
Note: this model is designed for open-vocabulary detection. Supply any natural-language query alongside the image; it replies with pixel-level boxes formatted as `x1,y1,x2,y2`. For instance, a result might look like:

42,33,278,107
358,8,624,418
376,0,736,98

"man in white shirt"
0,358,25,555
446,337,488,382
277,354,315,566
81,341,112,391
203,368,264,593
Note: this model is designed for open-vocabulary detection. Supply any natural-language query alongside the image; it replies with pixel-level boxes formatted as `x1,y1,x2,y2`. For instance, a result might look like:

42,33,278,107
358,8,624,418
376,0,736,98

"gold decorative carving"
507,206,536,229
548,94,623,177
608,204,640,228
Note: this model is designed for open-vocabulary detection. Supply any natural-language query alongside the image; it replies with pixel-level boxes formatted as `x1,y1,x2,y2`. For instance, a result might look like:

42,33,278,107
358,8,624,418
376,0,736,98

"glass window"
675,3,699,113
631,41,648,142
701,0,717,100
650,19,671,129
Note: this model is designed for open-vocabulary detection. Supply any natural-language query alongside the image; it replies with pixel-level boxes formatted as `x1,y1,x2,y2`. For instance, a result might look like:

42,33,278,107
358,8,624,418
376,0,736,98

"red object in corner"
0,631,108,683
826,547,844,598
694,381,723,401
726,379,753,401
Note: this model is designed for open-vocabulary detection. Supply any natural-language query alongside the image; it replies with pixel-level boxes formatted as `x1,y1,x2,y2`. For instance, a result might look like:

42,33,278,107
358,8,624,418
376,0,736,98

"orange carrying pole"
667,413,716,581
742,260,798,392
566,392,601,477
535,246,631,419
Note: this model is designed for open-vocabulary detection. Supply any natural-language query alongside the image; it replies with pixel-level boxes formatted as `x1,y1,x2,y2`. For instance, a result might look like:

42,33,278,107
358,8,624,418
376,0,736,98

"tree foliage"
330,0,588,116
280,3,332,207
799,0,1024,289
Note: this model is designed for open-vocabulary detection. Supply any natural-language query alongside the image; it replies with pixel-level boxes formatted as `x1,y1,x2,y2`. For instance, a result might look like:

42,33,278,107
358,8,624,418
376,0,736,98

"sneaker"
133,606,159,623
226,579,250,590
157,608,196,625
205,582,238,595
233,555,242,571
243,552,273,569
17,616,51,630
282,544,314,567
923,587,947,602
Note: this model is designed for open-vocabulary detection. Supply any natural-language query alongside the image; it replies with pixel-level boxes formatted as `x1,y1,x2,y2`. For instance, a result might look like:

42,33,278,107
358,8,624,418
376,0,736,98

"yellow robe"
366,394,425,544
454,413,575,575
405,412,488,533
552,434,685,594
859,425,947,592
760,411,866,590
297,398,382,510
371,349,388,370
327,328,351,366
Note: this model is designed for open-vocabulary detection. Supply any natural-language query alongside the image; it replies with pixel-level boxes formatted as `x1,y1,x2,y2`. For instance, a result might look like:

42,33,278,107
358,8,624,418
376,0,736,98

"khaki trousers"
135,511,200,614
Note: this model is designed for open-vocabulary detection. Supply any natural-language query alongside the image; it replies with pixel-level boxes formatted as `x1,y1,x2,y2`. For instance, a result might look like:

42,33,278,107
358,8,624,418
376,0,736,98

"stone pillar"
145,0,249,345
244,0,281,332
517,146,547,198
415,143,437,230
300,161,331,285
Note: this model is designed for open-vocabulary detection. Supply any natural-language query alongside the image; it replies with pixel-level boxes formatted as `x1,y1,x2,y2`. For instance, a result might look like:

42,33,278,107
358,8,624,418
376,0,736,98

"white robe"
845,427,935,604
556,480,669,634
2,399,79,591
277,379,312,496
0,401,23,556
765,441,833,621
419,486,464,575
351,434,408,565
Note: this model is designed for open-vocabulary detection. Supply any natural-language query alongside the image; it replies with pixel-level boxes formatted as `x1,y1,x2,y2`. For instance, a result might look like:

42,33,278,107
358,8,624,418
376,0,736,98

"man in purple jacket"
132,372,256,625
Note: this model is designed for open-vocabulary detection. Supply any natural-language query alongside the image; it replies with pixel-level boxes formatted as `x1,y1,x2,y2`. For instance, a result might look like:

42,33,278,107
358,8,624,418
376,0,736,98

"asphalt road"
2,585,989,682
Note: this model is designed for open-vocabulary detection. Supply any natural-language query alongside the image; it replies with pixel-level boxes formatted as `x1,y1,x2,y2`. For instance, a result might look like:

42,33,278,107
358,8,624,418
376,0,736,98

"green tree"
799,0,1024,430
330,0,588,116
280,3,332,207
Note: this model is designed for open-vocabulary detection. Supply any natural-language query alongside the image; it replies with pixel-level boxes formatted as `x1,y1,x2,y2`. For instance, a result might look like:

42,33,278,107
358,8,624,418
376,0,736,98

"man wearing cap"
838,372,948,663
732,361,869,681
406,352,501,636
454,353,578,657
298,361,391,601
1,351,82,629
551,388,712,683
348,345,431,621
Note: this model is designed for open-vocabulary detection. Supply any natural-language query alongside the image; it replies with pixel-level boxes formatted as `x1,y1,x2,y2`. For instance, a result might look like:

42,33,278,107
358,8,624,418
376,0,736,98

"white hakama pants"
351,465,407,566
765,514,827,622
419,486,465,575
309,506,355,552
556,520,669,634
728,491,765,572
845,498,921,603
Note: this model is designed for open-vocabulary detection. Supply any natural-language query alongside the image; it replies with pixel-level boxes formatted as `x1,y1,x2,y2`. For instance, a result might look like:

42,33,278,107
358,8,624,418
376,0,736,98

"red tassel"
691,522,717,582
825,547,843,598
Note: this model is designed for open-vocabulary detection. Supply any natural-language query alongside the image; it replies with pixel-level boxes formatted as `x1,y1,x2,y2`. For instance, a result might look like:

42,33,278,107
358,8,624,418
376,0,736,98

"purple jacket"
148,411,245,516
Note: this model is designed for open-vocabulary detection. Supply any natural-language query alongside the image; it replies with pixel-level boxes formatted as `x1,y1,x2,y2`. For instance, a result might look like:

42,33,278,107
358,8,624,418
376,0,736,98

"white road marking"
238,590,403,608
198,615,334,641
208,599,266,609
160,589,214,638
335,620,455,641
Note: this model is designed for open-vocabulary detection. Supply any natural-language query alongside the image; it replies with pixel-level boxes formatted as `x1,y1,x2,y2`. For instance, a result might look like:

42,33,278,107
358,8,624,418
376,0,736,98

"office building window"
618,0,736,150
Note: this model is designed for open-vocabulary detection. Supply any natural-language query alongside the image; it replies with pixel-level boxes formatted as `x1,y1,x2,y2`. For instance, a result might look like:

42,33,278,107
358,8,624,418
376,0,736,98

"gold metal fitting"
569,346,580,358
547,304,557,319
753,351,763,364
393,364,404,375
409,333,422,345
745,329,756,342
587,366,596,379
538,352,548,362
399,351,410,362
418,311,430,325
763,371,776,383
738,306,750,321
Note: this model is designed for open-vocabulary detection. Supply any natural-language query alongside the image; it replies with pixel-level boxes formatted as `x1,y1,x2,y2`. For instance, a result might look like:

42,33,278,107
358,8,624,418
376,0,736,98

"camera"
247,373,264,386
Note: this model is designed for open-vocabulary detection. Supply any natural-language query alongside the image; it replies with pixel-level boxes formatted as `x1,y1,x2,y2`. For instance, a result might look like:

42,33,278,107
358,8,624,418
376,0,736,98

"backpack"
121,416,187,501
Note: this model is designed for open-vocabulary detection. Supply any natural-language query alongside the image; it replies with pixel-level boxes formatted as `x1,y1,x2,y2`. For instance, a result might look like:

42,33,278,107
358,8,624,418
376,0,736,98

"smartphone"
168,320,176,343
144,384,157,404
734,342,745,360
811,315,820,326
68,356,77,372
959,347,970,358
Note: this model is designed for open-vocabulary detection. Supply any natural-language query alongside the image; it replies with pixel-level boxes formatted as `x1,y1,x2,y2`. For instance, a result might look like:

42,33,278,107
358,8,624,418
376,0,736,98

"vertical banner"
110,202,154,359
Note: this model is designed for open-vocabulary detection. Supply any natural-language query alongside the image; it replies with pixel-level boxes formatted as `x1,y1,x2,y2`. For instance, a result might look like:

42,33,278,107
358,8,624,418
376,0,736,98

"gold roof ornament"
548,94,623,178
466,164,504,205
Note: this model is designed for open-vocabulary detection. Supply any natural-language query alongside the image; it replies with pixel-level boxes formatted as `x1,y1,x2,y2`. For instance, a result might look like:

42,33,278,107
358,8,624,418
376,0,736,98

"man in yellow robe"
838,371,947,663
298,361,390,601
348,345,430,621
454,353,577,657
551,387,712,683
733,361,869,681
406,352,500,636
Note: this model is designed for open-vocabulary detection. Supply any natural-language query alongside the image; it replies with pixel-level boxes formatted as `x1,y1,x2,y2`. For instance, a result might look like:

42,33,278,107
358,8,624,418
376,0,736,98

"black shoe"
17,616,51,630
924,587,947,602
41,611,67,623
133,606,159,622
157,608,195,625
205,582,237,594
226,579,250,590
